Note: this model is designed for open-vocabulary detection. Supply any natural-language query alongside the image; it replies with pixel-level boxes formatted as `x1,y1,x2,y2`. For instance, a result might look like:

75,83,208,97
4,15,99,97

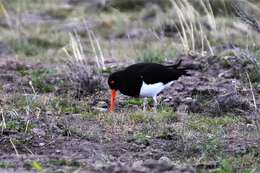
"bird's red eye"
111,80,115,84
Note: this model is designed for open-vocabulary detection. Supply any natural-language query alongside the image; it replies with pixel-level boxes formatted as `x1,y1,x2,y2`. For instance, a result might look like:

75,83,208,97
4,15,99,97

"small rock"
163,98,171,102
126,28,146,38
96,101,108,108
32,128,46,136
185,97,192,100
46,111,52,115
132,160,143,169
158,156,172,165
0,42,12,55
39,142,45,146
2,83,16,92
55,149,61,153
93,107,107,112
0,74,14,82
94,160,108,169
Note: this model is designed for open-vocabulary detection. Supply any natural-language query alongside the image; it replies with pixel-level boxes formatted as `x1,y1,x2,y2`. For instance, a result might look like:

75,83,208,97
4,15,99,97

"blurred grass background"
0,0,259,64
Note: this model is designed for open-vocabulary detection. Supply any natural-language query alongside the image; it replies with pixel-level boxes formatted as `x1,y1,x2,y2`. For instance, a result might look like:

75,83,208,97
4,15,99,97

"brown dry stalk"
232,2,260,33
1,109,6,134
246,72,257,111
9,138,19,156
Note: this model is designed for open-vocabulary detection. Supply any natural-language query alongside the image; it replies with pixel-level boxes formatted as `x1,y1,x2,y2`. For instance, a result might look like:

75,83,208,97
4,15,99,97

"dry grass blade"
63,30,104,97
246,72,257,111
86,27,106,70
199,0,216,31
87,30,100,68
63,28,106,70
91,30,106,70
1,109,6,134
10,138,19,156
0,2,12,28
24,120,30,133
204,33,213,55
24,145,34,155
232,2,260,33
29,81,37,96
172,0,193,53
66,31,85,63
171,0,214,55
65,62,102,97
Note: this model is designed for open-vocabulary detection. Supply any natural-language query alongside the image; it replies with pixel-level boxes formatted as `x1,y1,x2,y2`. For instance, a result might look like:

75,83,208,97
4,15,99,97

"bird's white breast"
140,81,174,98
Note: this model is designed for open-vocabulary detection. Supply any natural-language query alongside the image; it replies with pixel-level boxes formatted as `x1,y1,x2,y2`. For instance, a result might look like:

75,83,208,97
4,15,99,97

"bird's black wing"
125,62,189,85
125,63,168,84
139,65,177,84
118,70,143,97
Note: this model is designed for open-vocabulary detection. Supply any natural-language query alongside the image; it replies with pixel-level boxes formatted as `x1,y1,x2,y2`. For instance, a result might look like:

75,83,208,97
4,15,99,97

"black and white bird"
108,60,189,112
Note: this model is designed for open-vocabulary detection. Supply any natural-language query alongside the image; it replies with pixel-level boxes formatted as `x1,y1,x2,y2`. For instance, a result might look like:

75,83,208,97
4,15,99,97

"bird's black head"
108,71,125,112
108,71,124,90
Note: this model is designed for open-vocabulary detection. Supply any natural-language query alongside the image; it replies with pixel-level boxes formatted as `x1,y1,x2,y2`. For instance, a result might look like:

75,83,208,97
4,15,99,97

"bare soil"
0,51,260,172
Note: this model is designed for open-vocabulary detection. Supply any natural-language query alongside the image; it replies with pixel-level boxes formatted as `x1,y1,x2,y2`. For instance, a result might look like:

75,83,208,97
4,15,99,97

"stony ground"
0,0,260,173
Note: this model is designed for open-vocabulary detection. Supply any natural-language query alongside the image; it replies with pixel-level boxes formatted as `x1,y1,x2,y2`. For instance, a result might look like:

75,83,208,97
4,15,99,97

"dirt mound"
162,50,259,116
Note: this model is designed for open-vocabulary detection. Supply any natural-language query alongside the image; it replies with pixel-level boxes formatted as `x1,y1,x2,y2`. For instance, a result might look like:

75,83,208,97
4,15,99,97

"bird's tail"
167,59,183,69
167,59,191,76
176,67,191,76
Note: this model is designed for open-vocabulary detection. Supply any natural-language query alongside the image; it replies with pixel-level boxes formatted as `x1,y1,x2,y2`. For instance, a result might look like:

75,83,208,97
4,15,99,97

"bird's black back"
125,63,188,84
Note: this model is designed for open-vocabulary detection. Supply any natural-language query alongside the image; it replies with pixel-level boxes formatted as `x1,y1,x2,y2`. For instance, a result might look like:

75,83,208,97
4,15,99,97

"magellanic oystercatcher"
108,60,190,112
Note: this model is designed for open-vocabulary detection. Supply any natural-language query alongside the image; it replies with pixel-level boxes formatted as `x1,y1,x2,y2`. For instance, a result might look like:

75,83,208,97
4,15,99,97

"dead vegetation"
162,49,259,116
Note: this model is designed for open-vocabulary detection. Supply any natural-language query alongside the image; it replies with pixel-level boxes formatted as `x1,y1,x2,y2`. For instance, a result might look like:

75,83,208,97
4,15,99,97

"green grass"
51,98,84,114
13,94,42,110
214,159,255,173
203,136,224,158
18,68,56,93
9,36,64,57
24,161,43,172
187,115,242,133
0,161,15,169
127,98,144,106
5,120,34,133
23,159,81,172
30,69,55,93
140,50,165,63
110,0,171,11
130,112,146,123
45,7,73,20
215,159,235,173
11,94,88,114
137,50,166,63
48,159,80,167
130,132,151,145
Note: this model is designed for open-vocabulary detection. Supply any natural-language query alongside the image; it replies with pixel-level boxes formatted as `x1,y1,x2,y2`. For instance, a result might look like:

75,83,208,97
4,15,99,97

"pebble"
55,149,61,153
93,107,107,112
32,128,46,136
39,143,45,147
132,160,143,169
158,156,172,165
96,101,108,108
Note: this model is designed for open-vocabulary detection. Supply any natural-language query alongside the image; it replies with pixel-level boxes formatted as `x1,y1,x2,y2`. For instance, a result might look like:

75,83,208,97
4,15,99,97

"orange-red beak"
109,89,117,112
